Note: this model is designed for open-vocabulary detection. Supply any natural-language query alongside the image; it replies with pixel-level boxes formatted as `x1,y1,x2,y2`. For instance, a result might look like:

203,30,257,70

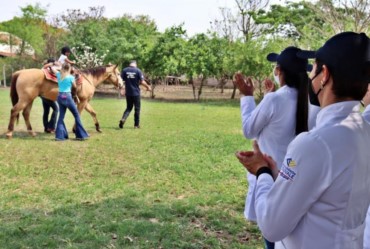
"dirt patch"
95,84,240,101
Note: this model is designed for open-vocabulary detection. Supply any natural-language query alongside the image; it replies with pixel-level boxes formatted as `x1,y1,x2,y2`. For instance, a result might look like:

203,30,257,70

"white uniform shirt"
255,101,370,249
362,104,370,249
308,104,320,130
363,104,370,123
365,207,370,249
58,54,67,64
241,85,298,221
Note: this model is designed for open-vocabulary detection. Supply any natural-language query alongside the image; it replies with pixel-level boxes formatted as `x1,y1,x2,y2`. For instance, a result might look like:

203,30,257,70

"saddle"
42,67,83,85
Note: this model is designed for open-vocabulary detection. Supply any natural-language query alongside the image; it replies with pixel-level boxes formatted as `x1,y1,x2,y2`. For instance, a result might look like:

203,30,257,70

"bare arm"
65,57,75,65
43,62,53,69
140,80,151,91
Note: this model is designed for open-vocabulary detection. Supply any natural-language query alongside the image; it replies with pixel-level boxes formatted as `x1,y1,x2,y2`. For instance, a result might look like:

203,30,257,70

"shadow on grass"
0,195,262,249
1,131,56,140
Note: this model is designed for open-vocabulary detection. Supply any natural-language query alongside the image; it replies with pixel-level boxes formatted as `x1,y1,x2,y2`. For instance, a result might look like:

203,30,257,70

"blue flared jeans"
55,92,89,141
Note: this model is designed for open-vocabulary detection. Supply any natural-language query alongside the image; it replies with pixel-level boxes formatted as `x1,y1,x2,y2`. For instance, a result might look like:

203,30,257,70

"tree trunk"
231,85,237,99
197,78,206,101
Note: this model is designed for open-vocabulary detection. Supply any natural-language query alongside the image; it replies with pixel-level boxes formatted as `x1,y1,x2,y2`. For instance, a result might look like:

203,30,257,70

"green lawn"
0,88,262,249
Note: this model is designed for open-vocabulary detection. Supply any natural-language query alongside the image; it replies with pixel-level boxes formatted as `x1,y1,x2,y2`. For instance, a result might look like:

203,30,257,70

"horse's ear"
113,64,118,70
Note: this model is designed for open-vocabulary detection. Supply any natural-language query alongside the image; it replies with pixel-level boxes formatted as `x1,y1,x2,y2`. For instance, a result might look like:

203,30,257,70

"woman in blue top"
54,63,89,141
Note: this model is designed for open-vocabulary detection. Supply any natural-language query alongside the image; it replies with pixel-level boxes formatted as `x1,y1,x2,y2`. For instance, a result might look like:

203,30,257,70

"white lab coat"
365,207,370,249
255,101,370,249
362,104,370,249
240,85,298,221
308,104,321,130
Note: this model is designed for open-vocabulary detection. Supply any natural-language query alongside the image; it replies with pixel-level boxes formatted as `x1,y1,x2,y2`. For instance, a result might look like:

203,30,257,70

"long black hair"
280,66,309,135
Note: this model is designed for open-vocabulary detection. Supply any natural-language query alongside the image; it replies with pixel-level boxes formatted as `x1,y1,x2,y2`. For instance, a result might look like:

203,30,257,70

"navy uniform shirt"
121,66,144,96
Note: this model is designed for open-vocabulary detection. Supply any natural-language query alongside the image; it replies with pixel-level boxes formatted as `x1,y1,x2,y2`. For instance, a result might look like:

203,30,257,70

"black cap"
297,32,370,82
267,46,310,73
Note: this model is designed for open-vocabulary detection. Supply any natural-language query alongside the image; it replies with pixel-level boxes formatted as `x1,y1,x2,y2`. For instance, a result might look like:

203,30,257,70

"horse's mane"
80,65,113,78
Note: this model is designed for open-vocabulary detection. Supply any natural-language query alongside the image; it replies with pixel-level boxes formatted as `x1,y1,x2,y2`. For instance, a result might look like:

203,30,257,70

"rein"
73,66,93,86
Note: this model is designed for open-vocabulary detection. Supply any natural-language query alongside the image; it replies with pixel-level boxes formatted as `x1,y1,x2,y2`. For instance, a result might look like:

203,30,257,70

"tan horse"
6,64,123,138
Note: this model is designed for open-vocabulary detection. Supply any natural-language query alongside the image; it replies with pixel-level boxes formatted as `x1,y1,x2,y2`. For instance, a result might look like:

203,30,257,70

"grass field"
0,88,262,249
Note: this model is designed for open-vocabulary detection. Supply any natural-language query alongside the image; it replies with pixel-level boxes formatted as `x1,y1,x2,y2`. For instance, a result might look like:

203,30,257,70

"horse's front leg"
23,102,36,137
84,102,101,132
6,101,28,139
72,100,87,133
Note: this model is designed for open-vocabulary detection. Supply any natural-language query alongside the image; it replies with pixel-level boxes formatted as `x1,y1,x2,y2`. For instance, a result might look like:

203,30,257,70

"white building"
0,31,35,57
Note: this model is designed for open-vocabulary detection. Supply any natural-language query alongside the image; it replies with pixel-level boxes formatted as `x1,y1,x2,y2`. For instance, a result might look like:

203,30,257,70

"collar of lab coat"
315,101,360,129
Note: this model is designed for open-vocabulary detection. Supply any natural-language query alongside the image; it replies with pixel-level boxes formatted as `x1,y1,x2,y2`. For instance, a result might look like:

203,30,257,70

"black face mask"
308,78,320,106
308,70,325,107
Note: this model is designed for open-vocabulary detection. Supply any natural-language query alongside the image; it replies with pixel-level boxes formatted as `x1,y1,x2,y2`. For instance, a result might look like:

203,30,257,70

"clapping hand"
263,78,275,95
234,72,254,96
236,140,279,180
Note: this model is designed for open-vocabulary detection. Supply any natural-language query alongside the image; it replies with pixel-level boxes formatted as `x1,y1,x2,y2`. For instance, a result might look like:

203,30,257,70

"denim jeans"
122,95,141,126
55,92,89,140
41,97,59,131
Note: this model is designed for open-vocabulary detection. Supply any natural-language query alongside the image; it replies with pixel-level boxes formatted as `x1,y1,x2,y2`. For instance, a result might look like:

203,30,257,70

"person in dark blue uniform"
41,58,59,133
119,60,151,129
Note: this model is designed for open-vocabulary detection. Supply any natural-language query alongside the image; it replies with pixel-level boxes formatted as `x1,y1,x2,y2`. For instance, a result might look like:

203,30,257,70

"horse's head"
106,64,124,88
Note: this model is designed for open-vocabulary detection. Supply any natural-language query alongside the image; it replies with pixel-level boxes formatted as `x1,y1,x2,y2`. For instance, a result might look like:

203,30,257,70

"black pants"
41,97,59,131
122,95,141,126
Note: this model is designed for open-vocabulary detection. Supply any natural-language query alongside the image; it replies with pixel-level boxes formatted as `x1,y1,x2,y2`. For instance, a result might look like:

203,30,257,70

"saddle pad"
42,68,57,83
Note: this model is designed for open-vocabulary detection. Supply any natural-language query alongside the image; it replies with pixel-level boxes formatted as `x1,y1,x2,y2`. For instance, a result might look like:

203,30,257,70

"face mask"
273,68,280,85
308,78,320,106
308,71,326,107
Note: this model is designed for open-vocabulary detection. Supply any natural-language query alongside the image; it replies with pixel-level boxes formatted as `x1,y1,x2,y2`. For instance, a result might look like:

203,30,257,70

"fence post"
3,64,6,87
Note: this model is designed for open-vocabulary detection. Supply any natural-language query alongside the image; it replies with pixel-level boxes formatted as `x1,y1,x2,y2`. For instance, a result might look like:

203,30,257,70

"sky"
0,0,288,36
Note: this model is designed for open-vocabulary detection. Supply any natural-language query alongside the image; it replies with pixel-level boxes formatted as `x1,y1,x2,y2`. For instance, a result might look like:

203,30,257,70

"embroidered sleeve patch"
279,165,296,181
286,158,296,167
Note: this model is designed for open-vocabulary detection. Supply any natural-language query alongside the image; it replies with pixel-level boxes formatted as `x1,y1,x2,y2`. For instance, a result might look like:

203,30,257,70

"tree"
211,0,270,42
105,14,159,66
184,34,221,100
0,3,47,57
307,0,370,35
231,38,284,101
144,25,187,98
210,7,239,42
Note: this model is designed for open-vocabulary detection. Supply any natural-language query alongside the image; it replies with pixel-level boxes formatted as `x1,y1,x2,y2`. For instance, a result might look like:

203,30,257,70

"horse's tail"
10,71,20,123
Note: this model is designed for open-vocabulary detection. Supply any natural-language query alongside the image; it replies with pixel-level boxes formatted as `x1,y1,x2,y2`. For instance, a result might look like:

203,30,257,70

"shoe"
119,119,126,129
134,125,140,129
45,128,55,133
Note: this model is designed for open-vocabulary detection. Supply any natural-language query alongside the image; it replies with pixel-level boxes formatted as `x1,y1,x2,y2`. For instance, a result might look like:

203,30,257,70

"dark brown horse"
6,64,123,138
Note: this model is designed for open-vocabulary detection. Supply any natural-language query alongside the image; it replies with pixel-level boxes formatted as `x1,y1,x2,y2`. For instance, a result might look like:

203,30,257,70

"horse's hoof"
5,132,13,139
95,124,101,132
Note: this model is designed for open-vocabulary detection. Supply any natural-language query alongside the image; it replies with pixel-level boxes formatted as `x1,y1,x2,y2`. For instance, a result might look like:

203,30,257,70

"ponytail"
282,68,309,135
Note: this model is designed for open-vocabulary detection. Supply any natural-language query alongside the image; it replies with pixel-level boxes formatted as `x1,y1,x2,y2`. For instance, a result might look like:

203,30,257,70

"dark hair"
61,46,71,55
315,59,369,101
280,65,309,135
47,58,55,63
